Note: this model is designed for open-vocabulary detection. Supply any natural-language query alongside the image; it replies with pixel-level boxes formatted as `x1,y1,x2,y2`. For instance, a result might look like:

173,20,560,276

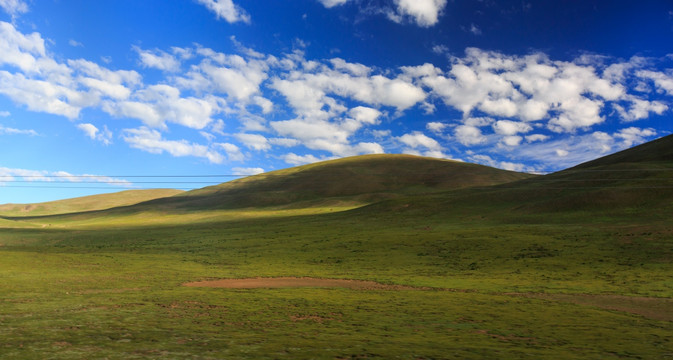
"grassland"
0,145,672,359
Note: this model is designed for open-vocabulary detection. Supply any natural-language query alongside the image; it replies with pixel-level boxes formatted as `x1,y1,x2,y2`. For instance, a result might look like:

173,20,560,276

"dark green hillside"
364,134,673,220
147,154,534,210
571,133,673,169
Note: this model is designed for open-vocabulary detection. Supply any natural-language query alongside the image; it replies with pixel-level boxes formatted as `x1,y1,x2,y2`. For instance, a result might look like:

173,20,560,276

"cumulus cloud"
614,126,657,147
426,121,447,133
282,152,327,165
0,20,672,171
492,120,532,136
0,72,87,119
0,0,28,18
613,97,667,121
134,47,181,72
637,69,673,96
176,46,271,106
407,48,647,133
233,167,264,175
103,84,222,129
77,123,112,145
390,0,447,27
235,133,271,151
195,0,250,24
123,127,224,163
455,124,487,145
397,131,448,158
214,142,245,161
316,0,350,8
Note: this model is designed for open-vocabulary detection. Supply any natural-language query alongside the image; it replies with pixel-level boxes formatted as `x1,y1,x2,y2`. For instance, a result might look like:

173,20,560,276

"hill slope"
368,134,673,220
0,189,184,217
148,154,535,210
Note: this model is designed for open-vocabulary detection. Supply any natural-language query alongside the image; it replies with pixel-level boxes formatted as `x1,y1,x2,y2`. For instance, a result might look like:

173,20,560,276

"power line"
0,174,245,178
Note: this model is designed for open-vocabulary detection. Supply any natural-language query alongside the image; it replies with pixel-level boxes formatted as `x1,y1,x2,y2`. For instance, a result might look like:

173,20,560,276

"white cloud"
348,106,381,124
123,127,224,163
134,47,181,72
426,121,447,133
214,142,245,161
467,154,527,172
454,125,486,145
195,0,250,24
177,48,270,105
210,119,226,135
555,149,569,157
0,0,27,18
77,123,112,145
613,97,668,121
492,120,533,136
282,152,327,165
397,131,440,150
233,167,264,175
316,0,350,8
330,58,371,76
637,69,673,96
103,84,222,129
235,133,271,151
0,110,9,116
501,135,523,147
68,39,83,47
269,137,300,147
411,49,642,133
0,124,37,136
0,71,87,119
77,123,98,139
614,126,657,147
525,134,549,143
503,129,657,171
391,0,447,27
0,166,130,186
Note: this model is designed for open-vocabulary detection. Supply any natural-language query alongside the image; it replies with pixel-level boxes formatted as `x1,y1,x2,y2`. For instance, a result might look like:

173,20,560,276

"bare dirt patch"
507,293,673,321
183,277,426,290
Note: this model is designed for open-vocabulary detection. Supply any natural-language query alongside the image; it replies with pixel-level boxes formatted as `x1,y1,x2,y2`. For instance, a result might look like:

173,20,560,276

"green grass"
1,207,672,359
1,139,672,358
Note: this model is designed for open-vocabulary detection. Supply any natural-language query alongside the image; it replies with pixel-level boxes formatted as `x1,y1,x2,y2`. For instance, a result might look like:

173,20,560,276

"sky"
0,0,672,204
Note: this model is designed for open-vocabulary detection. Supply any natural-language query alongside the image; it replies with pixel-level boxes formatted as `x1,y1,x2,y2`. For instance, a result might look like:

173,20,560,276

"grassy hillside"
0,189,183,217
0,140,671,358
367,134,673,222
146,153,535,210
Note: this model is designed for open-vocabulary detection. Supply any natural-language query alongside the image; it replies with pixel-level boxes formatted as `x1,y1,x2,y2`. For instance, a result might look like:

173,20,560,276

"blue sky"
1,0,672,204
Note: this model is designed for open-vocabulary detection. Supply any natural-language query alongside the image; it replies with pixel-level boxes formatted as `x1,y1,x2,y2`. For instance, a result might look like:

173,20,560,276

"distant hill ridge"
156,154,535,210
0,154,534,216
0,189,183,217
3,134,672,217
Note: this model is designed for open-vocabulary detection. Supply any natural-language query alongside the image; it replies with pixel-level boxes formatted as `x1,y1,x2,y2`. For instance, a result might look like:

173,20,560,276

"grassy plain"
1,147,672,359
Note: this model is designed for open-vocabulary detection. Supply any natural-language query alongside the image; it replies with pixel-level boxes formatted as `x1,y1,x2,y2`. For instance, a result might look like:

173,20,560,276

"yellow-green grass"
0,189,183,217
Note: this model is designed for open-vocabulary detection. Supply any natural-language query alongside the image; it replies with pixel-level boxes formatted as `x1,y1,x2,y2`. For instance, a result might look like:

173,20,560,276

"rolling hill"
0,154,533,219
2,134,672,220
155,154,535,210
0,189,183,217
364,134,673,221
0,136,672,359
